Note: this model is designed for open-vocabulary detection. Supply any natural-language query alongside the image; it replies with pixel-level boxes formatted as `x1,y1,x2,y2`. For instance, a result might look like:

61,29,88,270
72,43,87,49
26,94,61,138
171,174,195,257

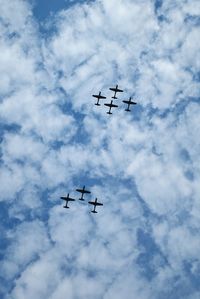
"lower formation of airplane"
88,198,103,213
61,187,103,213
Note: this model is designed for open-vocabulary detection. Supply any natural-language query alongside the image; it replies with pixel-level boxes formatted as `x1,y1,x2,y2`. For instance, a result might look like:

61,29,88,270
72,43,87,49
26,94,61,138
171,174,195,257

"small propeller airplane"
88,198,103,213
109,85,123,99
123,97,137,111
92,91,106,106
76,185,91,201
104,100,118,115
60,193,75,208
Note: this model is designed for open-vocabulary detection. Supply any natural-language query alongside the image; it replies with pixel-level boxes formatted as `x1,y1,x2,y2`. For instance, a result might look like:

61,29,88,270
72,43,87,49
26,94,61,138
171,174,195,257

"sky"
32,0,89,21
0,0,200,298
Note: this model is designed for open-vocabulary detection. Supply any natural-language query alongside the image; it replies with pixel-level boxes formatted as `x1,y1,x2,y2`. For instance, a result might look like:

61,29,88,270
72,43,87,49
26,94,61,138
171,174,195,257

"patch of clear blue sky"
154,0,163,13
31,0,92,22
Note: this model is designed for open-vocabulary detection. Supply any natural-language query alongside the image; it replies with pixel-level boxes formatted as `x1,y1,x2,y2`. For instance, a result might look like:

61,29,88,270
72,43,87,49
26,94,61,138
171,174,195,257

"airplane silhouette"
92,91,106,106
76,185,91,201
123,97,137,111
109,85,123,99
88,198,103,213
104,100,118,114
61,193,75,208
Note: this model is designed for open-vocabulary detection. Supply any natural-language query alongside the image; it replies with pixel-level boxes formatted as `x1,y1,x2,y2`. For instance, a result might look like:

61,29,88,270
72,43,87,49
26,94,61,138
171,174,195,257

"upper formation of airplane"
123,97,137,112
92,91,106,106
109,85,123,99
104,100,118,115
61,193,75,208
76,185,91,201
88,198,103,213
92,85,139,115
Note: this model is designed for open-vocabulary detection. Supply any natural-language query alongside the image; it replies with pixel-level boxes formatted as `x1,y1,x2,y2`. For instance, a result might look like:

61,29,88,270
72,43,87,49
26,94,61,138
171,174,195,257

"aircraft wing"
123,100,129,104
61,196,75,201
92,94,106,99
84,190,91,194
117,88,123,92
100,95,106,99
76,188,83,193
95,202,103,206
68,198,75,201
104,103,111,107
112,104,118,108
123,100,137,105
88,201,103,206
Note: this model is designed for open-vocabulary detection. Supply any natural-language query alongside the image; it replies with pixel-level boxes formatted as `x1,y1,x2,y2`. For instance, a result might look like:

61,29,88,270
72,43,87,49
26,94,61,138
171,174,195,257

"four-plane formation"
93,84,137,114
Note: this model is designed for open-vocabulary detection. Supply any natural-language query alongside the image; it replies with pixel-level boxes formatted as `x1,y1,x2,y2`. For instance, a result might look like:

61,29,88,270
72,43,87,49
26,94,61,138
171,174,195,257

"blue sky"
32,0,78,20
33,0,68,20
0,0,200,298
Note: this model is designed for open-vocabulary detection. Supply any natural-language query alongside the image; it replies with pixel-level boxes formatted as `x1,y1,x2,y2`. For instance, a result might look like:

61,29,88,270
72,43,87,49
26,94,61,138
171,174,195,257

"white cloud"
1,0,200,298
1,220,50,280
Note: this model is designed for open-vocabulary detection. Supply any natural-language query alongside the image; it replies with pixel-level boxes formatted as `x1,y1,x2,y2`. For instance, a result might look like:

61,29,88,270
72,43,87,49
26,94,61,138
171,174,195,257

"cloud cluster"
0,0,200,298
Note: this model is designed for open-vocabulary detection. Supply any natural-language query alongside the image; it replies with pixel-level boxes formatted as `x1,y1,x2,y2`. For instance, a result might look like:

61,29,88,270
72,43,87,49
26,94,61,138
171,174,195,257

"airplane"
123,97,137,111
76,185,91,201
109,85,123,99
104,100,118,114
88,198,103,213
92,91,106,106
60,193,75,208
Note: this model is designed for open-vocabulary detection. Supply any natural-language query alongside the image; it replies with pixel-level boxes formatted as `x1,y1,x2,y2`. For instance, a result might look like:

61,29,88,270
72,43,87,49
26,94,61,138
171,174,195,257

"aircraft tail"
125,109,131,112
63,206,69,209
91,210,97,213
107,112,112,115
112,96,117,99
95,103,100,106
